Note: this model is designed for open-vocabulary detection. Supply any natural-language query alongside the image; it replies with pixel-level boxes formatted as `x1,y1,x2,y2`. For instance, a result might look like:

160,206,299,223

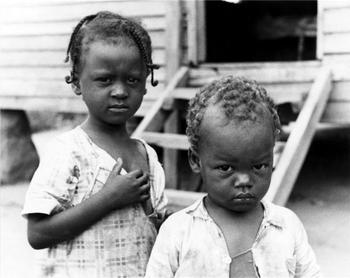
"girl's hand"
102,158,150,210
27,160,150,249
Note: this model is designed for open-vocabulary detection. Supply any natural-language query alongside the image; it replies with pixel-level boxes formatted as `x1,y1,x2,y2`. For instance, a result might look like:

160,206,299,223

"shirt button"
223,257,231,264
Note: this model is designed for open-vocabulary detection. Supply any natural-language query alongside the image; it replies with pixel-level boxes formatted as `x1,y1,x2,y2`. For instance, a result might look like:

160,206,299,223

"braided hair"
186,76,281,154
64,11,159,87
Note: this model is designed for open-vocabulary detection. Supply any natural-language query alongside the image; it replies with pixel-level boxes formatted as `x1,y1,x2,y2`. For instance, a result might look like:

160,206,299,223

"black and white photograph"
0,0,349,277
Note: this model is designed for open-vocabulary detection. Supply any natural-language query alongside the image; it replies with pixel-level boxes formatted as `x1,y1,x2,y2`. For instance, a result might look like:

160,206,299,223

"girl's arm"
27,159,150,249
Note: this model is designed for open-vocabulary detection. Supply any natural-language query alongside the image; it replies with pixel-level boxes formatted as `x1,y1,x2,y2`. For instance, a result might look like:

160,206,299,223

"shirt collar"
184,195,212,221
261,199,285,229
185,195,285,229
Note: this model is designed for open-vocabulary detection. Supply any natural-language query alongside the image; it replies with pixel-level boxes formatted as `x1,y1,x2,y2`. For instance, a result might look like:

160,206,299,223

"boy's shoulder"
161,198,205,230
263,200,303,229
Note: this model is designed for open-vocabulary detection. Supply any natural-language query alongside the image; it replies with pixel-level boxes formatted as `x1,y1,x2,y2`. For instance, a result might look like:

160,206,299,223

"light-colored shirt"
145,197,320,278
22,126,167,278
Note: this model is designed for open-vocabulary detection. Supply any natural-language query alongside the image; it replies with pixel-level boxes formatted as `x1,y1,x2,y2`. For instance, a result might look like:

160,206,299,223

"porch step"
173,86,305,105
189,61,321,86
141,132,189,150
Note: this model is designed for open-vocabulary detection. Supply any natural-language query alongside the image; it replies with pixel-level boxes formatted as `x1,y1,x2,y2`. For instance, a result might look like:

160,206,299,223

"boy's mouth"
234,193,256,200
108,104,128,112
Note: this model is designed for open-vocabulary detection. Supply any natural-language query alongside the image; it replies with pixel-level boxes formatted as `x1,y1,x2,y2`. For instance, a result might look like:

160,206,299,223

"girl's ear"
188,148,201,173
72,81,82,96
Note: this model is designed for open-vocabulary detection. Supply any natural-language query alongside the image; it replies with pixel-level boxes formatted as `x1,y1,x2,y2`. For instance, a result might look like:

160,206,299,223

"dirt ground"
1,127,350,277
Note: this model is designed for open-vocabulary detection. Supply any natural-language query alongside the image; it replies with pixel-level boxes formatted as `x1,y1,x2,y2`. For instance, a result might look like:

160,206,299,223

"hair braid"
127,25,159,86
64,14,98,84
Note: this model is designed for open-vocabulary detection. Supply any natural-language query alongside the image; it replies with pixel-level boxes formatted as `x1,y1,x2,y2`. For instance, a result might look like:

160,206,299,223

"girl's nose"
233,173,251,188
110,83,128,98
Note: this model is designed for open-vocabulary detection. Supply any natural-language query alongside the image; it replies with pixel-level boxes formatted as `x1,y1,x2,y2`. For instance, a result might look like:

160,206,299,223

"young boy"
145,76,320,278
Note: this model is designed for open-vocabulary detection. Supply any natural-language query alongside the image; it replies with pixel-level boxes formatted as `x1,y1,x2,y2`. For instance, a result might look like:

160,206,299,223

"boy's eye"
253,163,269,171
217,165,234,172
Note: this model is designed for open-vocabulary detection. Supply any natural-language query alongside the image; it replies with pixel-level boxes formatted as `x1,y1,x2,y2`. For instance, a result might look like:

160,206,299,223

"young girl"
145,76,320,277
22,11,167,278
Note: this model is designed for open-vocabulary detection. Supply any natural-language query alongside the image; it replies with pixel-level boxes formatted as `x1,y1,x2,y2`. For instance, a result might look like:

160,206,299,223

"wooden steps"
133,65,333,207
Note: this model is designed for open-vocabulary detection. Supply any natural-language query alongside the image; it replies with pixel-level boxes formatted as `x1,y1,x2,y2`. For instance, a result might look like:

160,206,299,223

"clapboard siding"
320,0,350,9
323,7,350,33
321,5,350,55
0,2,166,23
0,67,166,82
0,17,166,36
0,0,169,115
317,0,350,123
323,33,350,54
0,31,165,51
0,77,163,115
319,1,350,56
0,49,166,66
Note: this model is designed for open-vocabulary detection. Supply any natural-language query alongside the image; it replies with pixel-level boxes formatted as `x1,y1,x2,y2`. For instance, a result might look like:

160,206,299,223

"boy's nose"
110,84,128,98
233,173,251,188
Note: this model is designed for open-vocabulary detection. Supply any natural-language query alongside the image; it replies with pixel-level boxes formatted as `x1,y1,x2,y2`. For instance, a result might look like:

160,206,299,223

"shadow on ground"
287,127,350,277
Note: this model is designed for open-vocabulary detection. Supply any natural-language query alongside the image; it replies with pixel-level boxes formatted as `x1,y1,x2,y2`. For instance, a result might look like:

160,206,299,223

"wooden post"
317,0,325,60
165,0,182,80
186,0,206,64
164,110,180,189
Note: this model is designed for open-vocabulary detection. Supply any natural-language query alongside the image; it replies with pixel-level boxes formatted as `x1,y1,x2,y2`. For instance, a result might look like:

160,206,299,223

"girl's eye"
217,165,233,172
127,77,139,84
253,163,269,171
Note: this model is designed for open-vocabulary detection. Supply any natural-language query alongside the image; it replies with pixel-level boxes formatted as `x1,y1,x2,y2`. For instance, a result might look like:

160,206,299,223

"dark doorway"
205,0,317,62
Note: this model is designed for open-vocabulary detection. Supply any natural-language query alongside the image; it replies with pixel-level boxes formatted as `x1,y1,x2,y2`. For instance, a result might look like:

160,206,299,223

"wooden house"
1,0,349,206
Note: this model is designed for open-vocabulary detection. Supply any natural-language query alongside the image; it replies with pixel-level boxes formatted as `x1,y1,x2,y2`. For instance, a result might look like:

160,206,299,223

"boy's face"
189,103,274,213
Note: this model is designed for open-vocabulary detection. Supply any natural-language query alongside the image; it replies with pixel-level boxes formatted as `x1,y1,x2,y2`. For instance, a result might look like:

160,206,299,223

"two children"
22,11,167,277
22,10,320,277
145,76,321,277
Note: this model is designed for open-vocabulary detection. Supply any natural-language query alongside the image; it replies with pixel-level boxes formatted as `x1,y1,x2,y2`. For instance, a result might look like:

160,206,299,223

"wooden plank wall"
0,0,169,115
318,0,350,123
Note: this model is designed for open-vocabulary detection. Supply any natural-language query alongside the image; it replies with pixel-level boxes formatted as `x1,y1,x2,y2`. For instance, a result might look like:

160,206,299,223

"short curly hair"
186,76,281,154
65,11,159,87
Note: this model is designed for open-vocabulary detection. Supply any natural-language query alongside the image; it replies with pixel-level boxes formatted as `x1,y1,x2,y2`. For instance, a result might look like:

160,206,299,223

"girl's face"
76,40,147,127
189,104,274,214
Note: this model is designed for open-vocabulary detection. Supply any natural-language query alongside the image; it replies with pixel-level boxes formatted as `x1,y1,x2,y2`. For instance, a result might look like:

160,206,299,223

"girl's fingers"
137,172,149,186
139,183,150,194
112,157,123,174
140,188,150,200
128,168,144,178
140,193,150,201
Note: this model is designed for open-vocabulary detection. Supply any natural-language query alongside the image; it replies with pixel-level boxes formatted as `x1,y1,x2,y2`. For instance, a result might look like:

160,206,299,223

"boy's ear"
188,148,201,173
71,81,82,96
